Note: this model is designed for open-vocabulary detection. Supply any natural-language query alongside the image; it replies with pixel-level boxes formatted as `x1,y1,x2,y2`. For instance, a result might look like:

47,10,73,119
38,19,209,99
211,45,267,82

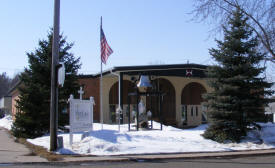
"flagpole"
100,16,103,130
100,61,103,130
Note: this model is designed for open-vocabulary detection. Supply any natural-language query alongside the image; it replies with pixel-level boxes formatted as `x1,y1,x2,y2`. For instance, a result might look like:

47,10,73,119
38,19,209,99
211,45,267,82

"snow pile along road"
0,115,13,130
1,115,275,155
27,122,275,156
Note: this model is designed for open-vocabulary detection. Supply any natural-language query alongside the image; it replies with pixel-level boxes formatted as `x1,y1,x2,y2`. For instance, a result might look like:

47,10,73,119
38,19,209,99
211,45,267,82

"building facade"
79,64,212,127
8,64,212,127
8,82,22,120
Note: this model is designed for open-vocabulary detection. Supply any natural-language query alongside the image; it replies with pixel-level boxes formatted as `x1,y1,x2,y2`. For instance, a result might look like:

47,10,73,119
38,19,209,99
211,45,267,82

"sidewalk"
1,126,275,164
0,128,47,163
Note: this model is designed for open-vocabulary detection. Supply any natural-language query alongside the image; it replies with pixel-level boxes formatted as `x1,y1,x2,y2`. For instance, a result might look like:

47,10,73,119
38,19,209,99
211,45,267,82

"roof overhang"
98,64,208,78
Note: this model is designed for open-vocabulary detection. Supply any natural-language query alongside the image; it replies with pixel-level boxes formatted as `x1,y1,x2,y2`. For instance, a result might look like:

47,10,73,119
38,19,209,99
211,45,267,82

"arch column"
175,84,182,126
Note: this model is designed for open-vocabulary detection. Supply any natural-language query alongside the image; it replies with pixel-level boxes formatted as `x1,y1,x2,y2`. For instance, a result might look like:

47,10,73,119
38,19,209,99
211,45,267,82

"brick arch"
181,82,207,105
109,80,136,104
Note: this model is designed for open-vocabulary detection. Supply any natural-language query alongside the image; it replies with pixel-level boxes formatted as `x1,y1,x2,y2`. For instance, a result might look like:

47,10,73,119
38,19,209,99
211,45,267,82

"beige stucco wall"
11,91,20,120
101,74,212,126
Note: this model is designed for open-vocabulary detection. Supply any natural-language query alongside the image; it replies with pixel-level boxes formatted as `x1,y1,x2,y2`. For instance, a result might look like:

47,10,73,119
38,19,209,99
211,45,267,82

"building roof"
79,63,208,79
8,80,22,96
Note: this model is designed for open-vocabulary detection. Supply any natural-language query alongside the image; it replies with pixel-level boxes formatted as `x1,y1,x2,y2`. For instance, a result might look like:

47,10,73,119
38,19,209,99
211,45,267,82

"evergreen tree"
12,30,81,138
203,10,274,143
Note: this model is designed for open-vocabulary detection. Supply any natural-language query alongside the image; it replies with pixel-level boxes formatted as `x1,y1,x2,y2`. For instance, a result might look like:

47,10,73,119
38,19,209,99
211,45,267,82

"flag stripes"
100,27,113,64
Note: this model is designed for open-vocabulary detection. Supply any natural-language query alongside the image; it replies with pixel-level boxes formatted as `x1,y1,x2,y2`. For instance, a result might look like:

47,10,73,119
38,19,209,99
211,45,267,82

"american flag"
100,27,113,64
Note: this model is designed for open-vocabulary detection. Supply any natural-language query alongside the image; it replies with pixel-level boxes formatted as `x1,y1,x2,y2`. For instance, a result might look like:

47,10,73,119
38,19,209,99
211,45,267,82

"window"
196,106,198,116
181,105,187,122
191,106,193,116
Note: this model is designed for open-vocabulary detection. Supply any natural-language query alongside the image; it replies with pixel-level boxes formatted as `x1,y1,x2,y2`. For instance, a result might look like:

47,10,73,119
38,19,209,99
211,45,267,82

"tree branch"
222,0,275,59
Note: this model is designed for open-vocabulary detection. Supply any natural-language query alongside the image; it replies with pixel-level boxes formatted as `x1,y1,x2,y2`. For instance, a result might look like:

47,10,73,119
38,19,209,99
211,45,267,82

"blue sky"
0,0,217,77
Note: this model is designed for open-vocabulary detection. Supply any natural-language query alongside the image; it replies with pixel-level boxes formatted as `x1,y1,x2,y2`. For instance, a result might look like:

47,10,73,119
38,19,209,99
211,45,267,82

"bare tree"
191,0,275,63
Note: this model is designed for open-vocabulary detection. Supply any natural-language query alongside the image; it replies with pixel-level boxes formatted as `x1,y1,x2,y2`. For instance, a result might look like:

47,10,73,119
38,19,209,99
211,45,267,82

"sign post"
50,0,60,151
69,88,95,145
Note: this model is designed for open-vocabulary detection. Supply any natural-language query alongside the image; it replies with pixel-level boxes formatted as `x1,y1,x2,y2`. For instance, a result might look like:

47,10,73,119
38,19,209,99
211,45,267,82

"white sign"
58,62,65,87
69,94,95,145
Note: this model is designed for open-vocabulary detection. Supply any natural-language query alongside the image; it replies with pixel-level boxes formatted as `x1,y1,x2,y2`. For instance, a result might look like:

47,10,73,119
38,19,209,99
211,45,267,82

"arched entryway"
146,78,176,126
109,80,136,123
181,82,207,126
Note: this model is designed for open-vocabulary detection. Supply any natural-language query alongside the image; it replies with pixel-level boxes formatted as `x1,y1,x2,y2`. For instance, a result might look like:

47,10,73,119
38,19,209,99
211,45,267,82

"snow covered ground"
0,115,13,130
1,115,275,156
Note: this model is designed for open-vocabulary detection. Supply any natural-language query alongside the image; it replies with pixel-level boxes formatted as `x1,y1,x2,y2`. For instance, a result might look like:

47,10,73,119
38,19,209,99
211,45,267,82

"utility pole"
50,0,60,151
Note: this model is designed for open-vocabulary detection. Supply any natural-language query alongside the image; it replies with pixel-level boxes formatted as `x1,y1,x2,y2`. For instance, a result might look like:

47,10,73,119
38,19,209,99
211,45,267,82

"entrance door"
146,78,176,126
181,82,206,126
109,80,136,123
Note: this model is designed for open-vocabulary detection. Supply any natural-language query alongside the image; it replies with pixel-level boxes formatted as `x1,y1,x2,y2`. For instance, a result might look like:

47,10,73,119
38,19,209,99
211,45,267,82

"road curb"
124,150,275,161
1,149,275,165
55,149,275,163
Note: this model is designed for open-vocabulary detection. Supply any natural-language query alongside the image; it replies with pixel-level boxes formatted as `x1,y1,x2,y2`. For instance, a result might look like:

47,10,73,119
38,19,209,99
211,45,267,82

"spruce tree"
12,30,81,138
203,10,274,143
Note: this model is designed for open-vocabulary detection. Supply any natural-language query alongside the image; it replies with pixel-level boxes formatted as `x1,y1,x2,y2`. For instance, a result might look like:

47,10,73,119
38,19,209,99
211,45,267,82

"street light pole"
50,0,60,151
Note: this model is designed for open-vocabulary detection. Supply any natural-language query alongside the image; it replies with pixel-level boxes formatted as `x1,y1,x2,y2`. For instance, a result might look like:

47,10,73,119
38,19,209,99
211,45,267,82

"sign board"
68,94,95,145
58,62,65,87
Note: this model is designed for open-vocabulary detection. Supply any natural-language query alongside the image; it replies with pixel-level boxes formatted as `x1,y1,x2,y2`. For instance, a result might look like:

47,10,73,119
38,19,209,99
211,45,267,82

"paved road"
2,155,275,168
0,128,47,163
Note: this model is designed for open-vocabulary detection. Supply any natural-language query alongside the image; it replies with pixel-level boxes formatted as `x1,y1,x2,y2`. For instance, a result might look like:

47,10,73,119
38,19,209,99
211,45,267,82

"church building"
78,63,212,127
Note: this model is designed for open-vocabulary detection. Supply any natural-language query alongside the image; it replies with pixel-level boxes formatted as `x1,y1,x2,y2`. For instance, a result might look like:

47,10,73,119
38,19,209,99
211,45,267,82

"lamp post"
50,0,60,151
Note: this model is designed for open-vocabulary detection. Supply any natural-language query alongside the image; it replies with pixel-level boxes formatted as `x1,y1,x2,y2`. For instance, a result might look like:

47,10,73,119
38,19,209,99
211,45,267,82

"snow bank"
0,115,13,130
27,121,275,156
259,122,275,145
0,114,274,156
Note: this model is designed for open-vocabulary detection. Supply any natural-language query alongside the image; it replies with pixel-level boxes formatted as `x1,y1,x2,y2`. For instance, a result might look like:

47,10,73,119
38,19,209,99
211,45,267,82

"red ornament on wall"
186,69,193,77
